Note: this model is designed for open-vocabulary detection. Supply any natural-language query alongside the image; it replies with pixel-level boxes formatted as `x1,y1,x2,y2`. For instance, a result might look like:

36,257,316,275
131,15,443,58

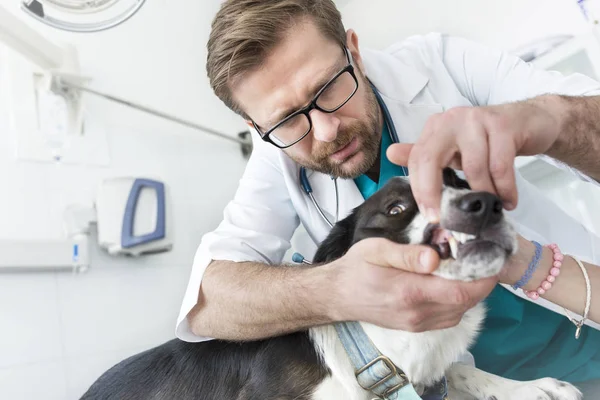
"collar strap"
334,321,421,399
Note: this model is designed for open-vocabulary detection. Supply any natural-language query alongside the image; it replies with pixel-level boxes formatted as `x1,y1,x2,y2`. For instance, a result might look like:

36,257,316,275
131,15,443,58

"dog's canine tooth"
449,230,460,241
450,230,465,244
463,233,476,243
450,231,476,244
448,236,458,259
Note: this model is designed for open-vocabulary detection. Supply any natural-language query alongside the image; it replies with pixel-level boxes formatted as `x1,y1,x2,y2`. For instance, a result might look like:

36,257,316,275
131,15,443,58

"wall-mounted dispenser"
95,177,173,256
0,176,172,272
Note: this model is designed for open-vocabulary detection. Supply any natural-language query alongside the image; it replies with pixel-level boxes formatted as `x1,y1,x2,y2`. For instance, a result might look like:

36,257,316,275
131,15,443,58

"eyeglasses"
251,48,359,149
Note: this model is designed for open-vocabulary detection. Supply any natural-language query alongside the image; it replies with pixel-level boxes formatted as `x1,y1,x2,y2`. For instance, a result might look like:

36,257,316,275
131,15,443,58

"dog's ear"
443,167,470,190
313,215,356,264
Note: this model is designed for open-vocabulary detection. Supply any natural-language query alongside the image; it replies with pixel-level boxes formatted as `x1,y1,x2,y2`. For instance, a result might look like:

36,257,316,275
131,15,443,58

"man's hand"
329,238,498,332
387,96,564,221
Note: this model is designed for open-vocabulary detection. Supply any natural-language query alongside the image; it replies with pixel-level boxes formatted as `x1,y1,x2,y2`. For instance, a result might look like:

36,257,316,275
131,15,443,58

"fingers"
386,143,412,167
411,307,465,332
383,261,497,309
396,299,468,332
406,128,457,222
428,275,498,307
399,271,497,308
356,238,440,273
387,143,464,172
394,275,498,331
487,133,518,210
456,122,496,195
389,107,523,217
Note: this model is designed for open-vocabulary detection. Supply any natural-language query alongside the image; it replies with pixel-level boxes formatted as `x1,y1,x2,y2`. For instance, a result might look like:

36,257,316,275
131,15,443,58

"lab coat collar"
361,47,444,144
360,47,429,104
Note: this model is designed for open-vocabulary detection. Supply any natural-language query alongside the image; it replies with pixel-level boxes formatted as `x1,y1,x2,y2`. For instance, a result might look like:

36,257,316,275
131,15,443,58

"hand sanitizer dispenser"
95,177,172,256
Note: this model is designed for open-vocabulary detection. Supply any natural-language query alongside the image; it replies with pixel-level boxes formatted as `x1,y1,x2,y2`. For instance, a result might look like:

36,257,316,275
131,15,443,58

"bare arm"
187,260,336,341
186,239,500,341
501,236,600,325
544,94,600,182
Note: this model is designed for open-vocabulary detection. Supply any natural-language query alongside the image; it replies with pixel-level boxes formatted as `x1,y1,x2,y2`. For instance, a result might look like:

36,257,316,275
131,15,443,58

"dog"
80,168,582,400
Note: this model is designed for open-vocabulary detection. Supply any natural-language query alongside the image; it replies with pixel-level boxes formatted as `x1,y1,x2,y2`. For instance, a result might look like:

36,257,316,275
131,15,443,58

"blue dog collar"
335,321,449,399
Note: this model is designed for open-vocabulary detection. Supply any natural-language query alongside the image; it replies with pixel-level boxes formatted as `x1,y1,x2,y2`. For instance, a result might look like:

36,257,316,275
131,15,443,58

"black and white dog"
81,169,582,400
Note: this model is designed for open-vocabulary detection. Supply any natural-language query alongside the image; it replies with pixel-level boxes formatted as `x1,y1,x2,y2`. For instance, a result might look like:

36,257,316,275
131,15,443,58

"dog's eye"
388,203,406,215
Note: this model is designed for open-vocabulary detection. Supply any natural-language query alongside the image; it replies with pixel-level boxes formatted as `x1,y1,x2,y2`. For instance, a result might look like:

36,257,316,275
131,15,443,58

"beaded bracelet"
511,241,543,291
522,243,564,300
513,243,591,340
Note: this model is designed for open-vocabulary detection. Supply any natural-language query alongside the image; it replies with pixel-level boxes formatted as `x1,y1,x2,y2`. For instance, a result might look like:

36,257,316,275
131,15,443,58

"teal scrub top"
353,120,600,383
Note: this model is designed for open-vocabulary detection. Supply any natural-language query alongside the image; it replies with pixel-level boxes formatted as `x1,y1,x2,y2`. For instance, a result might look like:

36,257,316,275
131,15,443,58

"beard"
287,86,381,179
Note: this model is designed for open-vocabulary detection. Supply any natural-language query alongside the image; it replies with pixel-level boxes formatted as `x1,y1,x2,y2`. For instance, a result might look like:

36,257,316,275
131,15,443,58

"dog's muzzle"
422,191,513,260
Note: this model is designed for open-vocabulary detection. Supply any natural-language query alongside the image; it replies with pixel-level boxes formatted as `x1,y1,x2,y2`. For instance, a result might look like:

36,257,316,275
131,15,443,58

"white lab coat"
176,33,600,343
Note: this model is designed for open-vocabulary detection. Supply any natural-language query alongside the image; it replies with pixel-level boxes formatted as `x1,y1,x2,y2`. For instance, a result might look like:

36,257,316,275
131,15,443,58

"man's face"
233,19,382,179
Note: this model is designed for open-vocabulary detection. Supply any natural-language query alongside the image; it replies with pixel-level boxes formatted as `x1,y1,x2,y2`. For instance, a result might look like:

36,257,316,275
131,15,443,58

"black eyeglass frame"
251,48,359,149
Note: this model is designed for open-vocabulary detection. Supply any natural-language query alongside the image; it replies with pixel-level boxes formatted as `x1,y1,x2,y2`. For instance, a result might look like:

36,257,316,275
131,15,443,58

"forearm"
543,94,600,181
505,239,600,324
187,260,336,341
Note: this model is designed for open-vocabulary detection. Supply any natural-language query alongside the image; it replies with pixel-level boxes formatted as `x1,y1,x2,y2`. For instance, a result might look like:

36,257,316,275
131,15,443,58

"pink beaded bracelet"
523,243,564,300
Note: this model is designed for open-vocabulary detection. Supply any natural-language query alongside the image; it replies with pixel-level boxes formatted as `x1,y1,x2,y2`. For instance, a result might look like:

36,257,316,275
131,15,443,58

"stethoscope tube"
371,82,400,143
299,167,336,229
333,177,339,225
309,191,334,228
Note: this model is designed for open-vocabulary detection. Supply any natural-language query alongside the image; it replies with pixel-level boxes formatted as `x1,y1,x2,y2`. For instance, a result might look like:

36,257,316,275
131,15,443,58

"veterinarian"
177,0,600,394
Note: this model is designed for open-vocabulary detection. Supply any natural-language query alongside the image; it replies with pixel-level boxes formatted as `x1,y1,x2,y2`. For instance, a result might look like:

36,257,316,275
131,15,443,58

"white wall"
522,167,600,238
340,0,589,52
0,2,248,399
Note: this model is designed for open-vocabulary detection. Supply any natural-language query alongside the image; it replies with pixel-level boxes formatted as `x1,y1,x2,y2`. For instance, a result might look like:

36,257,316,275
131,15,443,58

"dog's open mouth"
422,223,479,260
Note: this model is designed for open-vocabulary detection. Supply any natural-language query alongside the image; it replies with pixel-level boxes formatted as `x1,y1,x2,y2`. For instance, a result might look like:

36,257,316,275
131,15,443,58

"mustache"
312,126,362,160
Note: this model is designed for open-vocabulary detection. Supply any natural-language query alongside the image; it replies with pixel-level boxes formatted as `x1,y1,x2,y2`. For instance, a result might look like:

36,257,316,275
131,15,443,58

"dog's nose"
457,192,503,230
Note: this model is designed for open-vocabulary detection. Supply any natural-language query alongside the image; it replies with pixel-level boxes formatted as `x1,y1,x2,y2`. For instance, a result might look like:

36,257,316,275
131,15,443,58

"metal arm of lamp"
0,3,253,158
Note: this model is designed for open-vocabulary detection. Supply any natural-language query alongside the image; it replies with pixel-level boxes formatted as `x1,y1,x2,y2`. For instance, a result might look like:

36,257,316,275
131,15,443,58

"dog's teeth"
450,230,464,244
448,236,458,259
449,231,476,244
460,232,476,243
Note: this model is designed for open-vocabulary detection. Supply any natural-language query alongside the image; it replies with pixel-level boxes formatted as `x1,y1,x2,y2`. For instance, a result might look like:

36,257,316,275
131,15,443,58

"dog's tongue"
431,228,453,244
429,227,454,260
433,242,451,260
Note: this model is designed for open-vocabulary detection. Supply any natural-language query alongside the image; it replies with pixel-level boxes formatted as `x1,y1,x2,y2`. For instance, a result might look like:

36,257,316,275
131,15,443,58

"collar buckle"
356,355,409,394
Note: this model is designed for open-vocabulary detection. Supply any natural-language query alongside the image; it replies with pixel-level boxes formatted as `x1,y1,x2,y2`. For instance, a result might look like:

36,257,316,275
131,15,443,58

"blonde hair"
206,0,346,118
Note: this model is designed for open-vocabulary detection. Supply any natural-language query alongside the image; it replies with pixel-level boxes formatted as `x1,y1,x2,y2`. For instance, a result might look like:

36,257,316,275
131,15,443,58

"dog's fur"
81,169,582,400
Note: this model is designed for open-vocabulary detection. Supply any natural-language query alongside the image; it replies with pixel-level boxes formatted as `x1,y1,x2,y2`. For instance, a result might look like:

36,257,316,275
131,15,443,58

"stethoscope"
293,83,406,265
